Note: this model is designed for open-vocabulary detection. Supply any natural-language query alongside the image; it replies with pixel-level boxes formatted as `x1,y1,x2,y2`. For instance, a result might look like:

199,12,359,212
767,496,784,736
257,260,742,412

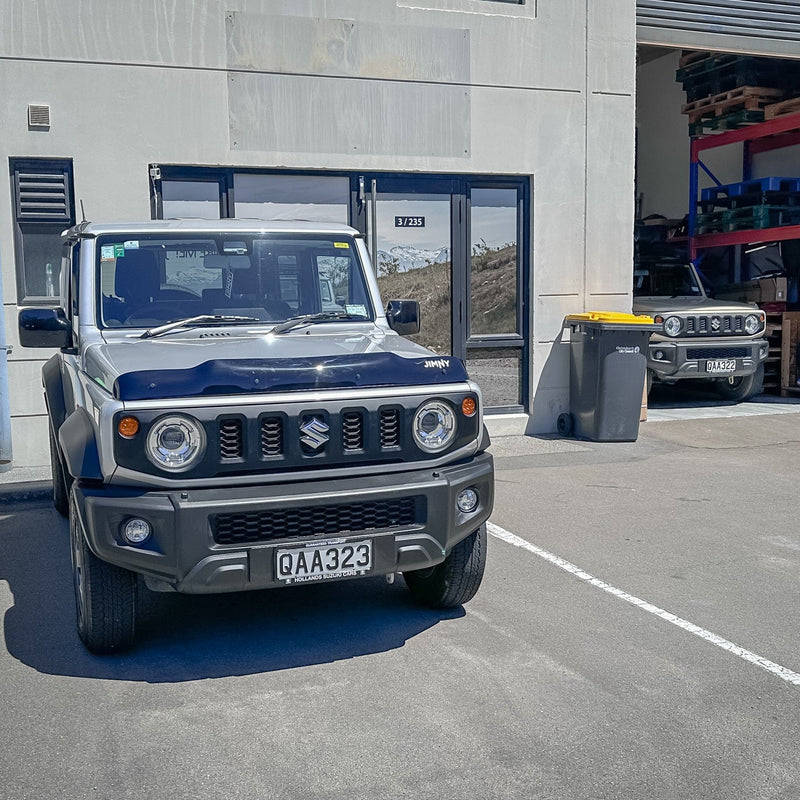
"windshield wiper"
271,311,368,334
139,314,260,340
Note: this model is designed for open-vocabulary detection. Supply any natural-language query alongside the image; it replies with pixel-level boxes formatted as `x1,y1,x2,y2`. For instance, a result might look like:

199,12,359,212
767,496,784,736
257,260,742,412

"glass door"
465,186,525,407
368,179,458,355
362,176,526,410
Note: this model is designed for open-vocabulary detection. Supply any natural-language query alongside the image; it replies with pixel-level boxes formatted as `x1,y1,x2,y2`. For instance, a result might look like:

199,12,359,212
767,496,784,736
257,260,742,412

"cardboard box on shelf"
714,276,787,304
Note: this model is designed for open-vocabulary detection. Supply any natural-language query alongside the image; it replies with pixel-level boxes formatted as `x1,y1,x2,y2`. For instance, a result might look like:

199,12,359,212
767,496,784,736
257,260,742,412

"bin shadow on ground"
0,502,463,683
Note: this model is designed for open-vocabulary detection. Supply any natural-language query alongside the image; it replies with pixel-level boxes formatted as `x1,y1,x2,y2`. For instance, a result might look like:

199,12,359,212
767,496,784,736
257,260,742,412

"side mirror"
386,299,420,336
18,307,72,349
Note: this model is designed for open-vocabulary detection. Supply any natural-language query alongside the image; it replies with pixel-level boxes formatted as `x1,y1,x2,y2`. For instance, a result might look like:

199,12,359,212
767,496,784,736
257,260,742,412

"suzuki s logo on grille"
299,417,329,450
711,316,721,332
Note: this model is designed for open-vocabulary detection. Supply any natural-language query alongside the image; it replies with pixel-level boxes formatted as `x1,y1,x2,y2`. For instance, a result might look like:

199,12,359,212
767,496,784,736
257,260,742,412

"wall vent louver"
27,104,51,128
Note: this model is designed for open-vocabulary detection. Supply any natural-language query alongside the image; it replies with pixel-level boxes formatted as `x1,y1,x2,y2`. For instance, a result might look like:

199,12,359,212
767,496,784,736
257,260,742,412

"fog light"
457,488,479,513
122,518,151,544
655,350,665,360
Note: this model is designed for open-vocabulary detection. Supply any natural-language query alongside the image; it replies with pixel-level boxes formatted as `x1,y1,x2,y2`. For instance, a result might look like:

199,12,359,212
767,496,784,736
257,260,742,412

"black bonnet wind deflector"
113,353,469,401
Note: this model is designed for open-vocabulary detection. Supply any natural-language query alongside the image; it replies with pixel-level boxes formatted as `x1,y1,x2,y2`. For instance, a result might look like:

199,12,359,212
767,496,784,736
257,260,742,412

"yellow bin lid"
565,311,655,324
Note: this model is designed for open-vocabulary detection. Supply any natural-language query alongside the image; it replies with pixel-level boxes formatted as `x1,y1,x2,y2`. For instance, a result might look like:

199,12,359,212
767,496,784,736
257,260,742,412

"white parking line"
487,522,800,687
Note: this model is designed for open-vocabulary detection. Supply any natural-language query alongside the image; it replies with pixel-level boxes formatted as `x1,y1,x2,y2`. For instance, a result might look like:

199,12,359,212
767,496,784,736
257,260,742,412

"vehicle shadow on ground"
0,503,463,683
648,381,775,408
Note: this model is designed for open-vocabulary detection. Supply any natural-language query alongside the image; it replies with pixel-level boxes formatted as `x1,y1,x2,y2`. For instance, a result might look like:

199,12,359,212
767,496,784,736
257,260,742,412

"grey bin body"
562,319,658,442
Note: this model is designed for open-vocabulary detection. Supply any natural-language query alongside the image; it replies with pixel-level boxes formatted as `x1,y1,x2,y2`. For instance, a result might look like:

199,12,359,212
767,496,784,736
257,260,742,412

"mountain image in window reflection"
377,246,451,273
376,243,517,353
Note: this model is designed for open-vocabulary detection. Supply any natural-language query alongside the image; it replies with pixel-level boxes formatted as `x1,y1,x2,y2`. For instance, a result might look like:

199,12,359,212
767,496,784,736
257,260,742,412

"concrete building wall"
0,0,637,468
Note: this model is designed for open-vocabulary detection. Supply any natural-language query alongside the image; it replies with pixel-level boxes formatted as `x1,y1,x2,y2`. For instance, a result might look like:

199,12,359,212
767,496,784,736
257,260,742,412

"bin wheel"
557,413,574,436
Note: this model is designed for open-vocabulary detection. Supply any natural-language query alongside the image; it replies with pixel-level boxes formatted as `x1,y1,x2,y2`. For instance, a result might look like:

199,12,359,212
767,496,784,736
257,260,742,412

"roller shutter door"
637,1,800,57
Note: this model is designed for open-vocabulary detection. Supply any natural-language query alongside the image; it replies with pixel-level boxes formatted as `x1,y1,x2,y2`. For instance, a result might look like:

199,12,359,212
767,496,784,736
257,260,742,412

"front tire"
70,495,137,654
403,524,487,609
716,363,764,402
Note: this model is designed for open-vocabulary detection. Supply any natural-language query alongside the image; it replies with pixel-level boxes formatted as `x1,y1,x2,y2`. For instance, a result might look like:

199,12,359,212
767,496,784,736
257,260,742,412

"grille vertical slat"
380,409,401,448
342,412,364,451
219,419,243,460
261,416,283,457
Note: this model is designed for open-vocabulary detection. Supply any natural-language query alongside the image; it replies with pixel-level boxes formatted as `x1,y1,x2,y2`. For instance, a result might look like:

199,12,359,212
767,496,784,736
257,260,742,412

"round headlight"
744,314,761,335
663,316,682,337
413,401,456,452
146,415,206,472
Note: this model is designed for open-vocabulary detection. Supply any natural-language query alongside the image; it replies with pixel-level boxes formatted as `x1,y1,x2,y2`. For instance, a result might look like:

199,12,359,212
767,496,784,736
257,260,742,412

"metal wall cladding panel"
0,0,221,65
637,1,800,43
226,12,470,83
228,72,471,157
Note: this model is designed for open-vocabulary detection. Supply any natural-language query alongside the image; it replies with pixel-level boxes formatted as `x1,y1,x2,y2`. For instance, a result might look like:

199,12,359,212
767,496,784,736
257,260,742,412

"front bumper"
73,452,494,594
647,337,768,380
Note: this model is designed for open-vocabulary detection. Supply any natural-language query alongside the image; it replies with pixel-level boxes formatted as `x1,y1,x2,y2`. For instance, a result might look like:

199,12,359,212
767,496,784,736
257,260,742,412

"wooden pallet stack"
695,176,800,236
677,50,800,135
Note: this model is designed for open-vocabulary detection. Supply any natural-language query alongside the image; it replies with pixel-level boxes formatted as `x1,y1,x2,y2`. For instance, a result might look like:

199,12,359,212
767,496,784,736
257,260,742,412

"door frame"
354,172,529,411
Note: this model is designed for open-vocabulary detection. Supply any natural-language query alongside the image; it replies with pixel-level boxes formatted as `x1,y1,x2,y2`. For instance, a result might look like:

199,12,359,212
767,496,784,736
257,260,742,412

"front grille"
212,495,424,544
380,409,401,447
687,346,748,360
342,412,364,450
684,315,747,336
219,419,243,460
261,416,283,457
115,394,479,479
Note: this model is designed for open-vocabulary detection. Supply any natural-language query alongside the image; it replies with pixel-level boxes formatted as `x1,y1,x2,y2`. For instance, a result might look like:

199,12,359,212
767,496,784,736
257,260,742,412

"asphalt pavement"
1,394,799,799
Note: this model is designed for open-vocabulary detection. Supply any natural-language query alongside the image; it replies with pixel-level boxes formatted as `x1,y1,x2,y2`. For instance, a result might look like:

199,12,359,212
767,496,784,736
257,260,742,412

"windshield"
633,263,702,298
96,233,373,329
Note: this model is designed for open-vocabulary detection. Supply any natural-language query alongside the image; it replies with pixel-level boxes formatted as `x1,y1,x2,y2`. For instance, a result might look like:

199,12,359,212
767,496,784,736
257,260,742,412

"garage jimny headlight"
413,401,456,452
663,315,682,337
744,314,762,335
146,414,206,472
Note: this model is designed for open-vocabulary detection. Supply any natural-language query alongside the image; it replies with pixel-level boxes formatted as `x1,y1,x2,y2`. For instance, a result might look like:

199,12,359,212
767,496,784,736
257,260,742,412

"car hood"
84,326,467,401
633,296,758,315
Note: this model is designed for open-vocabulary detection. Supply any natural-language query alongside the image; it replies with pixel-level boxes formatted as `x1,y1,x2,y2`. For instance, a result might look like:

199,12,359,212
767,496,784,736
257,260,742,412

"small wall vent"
28,104,51,128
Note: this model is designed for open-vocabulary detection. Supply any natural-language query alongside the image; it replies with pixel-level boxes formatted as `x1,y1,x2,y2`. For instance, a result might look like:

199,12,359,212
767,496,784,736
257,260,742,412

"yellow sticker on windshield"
333,242,350,249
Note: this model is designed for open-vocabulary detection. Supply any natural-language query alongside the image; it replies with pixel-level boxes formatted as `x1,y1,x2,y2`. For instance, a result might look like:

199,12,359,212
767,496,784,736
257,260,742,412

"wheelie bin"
558,312,660,442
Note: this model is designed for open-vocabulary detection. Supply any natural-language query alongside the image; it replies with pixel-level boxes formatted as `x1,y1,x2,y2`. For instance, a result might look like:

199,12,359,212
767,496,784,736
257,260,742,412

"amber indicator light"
461,397,477,417
118,416,140,438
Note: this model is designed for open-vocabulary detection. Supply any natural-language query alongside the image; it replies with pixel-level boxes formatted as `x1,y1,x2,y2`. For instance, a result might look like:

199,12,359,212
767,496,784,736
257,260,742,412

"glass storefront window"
234,174,349,223
162,181,221,219
469,188,519,337
465,348,522,407
371,191,453,355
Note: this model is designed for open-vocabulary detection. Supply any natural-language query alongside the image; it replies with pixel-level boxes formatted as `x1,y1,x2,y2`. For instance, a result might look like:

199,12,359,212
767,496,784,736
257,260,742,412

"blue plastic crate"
701,177,800,204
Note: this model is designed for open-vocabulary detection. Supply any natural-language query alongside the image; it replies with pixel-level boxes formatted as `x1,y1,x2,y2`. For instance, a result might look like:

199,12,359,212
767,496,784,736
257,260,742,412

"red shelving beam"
689,112,800,261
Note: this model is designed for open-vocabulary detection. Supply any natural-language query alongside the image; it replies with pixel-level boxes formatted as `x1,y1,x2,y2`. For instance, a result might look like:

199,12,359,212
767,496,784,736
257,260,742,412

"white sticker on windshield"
123,240,139,249
100,245,115,261
345,304,367,317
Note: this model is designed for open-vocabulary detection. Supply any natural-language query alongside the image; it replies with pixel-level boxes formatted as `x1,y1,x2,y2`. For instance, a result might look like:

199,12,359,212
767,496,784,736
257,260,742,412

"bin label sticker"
616,345,640,354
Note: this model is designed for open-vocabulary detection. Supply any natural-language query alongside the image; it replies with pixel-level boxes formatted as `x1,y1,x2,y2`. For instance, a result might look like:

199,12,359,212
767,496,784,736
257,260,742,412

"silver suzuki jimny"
633,260,769,401
19,220,494,653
